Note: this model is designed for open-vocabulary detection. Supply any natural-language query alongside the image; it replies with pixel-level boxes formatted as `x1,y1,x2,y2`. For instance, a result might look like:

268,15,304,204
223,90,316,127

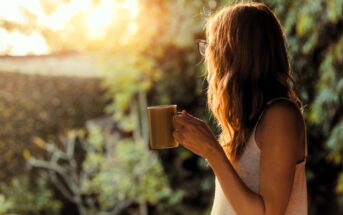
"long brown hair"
203,2,303,163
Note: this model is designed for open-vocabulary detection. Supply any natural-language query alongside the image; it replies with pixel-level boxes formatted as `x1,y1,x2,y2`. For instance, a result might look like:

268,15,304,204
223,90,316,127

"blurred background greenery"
0,0,342,214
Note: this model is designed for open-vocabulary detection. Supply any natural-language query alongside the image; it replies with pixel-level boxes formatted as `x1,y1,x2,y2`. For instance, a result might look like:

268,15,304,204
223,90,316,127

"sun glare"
85,0,116,39
40,0,91,31
122,0,139,18
85,0,139,39
0,0,139,55
0,29,50,55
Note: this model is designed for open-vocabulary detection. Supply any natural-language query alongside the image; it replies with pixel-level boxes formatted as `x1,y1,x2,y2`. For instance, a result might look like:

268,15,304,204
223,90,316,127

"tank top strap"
253,97,308,159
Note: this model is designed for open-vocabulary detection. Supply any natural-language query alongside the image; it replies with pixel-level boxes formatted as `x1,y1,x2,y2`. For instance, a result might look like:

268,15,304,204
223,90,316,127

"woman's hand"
172,109,222,160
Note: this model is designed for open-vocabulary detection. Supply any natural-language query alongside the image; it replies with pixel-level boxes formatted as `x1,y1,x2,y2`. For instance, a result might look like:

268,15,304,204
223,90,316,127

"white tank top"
210,97,308,215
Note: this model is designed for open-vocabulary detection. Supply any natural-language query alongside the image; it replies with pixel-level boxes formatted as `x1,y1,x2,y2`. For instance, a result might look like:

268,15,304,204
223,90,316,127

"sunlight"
0,29,50,55
122,0,139,18
85,0,116,39
40,0,91,31
85,0,139,39
0,0,33,23
0,0,139,55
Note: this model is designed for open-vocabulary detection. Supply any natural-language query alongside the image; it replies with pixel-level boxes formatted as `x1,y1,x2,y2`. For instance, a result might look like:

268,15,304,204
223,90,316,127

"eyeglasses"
197,39,208,57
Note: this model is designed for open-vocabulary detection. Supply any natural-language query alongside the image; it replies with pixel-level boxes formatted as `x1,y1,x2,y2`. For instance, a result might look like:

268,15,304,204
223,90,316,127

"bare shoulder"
256,100,306,213
256,99,306,163
259,100,304,131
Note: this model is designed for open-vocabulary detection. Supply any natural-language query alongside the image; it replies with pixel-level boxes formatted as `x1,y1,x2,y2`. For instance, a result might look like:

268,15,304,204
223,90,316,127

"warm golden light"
0,0,139,55
85,0,116,39
85,0,139,39
0,29,50,55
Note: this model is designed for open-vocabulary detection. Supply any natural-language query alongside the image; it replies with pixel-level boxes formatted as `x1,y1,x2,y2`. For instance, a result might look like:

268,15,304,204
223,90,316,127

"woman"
172,2,308,215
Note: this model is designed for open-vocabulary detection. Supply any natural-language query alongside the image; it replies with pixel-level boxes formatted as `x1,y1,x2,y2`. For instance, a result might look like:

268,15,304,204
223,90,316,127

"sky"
0,0,138,55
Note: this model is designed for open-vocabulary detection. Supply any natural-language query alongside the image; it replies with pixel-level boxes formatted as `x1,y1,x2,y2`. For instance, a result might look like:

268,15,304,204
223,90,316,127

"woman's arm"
207,147,265,214
207,101,304,215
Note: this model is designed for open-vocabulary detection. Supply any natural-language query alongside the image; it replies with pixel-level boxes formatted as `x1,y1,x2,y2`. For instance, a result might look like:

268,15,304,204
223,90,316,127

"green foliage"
0,176,62,214
337,173,343,193
100,53,161,132
0,194,13,214
309,36,343,131
29,126,184,215
83,126,185,212
326,120,343,164
0,72,106,181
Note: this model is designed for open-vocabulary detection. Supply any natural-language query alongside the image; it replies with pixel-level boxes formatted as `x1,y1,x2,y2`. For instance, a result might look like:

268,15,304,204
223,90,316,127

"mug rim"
147,104,177,109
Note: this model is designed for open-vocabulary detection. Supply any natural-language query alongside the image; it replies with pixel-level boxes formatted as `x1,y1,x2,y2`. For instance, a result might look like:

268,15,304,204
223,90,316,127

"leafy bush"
29,126,184,215
0,175,62,214
0,72,107,181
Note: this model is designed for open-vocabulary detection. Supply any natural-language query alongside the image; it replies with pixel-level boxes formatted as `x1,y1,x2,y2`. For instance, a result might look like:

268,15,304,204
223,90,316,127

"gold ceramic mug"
147,104,179,149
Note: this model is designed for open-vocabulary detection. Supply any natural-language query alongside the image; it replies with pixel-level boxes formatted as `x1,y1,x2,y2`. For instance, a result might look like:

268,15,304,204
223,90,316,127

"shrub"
0,71,107,181
0,175,62,214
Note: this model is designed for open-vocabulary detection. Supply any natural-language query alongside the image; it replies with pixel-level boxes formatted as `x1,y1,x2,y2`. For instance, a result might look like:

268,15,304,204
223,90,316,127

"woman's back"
211,97,308,215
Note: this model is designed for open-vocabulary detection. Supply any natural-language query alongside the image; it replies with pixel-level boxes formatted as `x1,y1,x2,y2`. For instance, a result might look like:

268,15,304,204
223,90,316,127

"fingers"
182,112,204,125
172,114,188,128
172,129,183,145
173,110,204,133
172,113,186,144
